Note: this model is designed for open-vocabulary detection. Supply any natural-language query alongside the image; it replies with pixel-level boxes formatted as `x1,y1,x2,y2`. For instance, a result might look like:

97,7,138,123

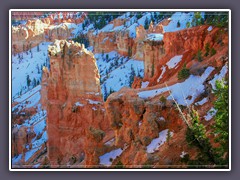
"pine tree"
166,129,171,145
33,78,37,87
103,83,108,101
212,79,229,164
26,75,31,89
177,20,181,28
144,17,149,29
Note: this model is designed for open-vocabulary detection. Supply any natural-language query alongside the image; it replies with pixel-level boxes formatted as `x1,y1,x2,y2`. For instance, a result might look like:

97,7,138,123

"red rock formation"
46,40,108,167
143,40,165,79
12,126,36,157
12,15,80,53
45,24,73,41
40,67,49,110
131,77,143,89
143,25,229,86
88,31,117,54
104,88,184,167
112,18,125,27
132,25,147,60
115,31,134,57
12,19,46,53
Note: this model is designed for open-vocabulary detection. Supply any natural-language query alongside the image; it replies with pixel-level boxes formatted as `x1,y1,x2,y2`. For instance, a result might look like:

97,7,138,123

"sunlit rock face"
46,40,108,167
12,19,46,53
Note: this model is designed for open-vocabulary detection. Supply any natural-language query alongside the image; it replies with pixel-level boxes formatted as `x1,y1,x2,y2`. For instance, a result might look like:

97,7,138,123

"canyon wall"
12,13,85,53
143,40,165,79
142,25,229,86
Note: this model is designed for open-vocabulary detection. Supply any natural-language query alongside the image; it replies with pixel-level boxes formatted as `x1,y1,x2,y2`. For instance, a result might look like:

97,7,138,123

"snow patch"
146,129,173,153
158,117,165,121
209,65,228,90
99,148,123,166
207,26,213,32
180,151,188,158
195,97,208,106
204,107,217,121
146,33,164,41
166,55,183,69
141,81,149,88
75,102,84,107
157,66,166,82
104,138,115,146
25,146,42,162
87,99,101,105
12,154,22,165
163,12,195,32
138,67,215,106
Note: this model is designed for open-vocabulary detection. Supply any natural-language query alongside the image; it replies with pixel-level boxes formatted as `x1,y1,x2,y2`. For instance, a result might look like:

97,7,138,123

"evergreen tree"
205,43,210,57
103,83,108,101
212,79,229,164
166,129,171,145
144,17,149,29
26,75,31,89
178,63,190,80
37,44,40,52
177,20,181,28
33,78,37,87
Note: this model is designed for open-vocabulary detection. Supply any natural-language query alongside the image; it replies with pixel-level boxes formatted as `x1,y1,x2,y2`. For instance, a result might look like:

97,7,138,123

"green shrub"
160,96,167,106
204,43,210,57
197,50,203,62
115,161,124,168
178,63,190,80
205,12,228,28
210,48,216,56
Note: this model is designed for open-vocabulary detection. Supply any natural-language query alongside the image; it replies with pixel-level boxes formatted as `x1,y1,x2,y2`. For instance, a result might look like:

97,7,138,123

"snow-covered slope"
12,42,51,100
95,51,144,97
138,66,215,106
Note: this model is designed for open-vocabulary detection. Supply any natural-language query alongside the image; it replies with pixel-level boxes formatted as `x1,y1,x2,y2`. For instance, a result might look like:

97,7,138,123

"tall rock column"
143,40,165,79
45,40,107,167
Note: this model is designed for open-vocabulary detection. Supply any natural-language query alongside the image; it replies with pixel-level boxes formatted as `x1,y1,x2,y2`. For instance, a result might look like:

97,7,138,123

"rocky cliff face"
143,25,229,86
12,15,82,53
45,40,108,167
104,88,184,167
12,19,46,53
88,31,117,54
143,40,165,79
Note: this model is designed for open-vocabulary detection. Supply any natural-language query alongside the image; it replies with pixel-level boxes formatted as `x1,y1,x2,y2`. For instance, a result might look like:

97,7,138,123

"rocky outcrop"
88,31,117,54
12,19,46,53
143,40,165,79
12,16,80,53
45,24,73,41
143,25,229,85
40,67,49,110
46,40,108,167
104,88,184,167
132,25,147,60
12,126,36,157
115,31,134,57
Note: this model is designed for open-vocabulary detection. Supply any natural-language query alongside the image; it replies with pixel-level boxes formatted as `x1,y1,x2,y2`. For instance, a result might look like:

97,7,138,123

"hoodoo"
46,40,107,167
